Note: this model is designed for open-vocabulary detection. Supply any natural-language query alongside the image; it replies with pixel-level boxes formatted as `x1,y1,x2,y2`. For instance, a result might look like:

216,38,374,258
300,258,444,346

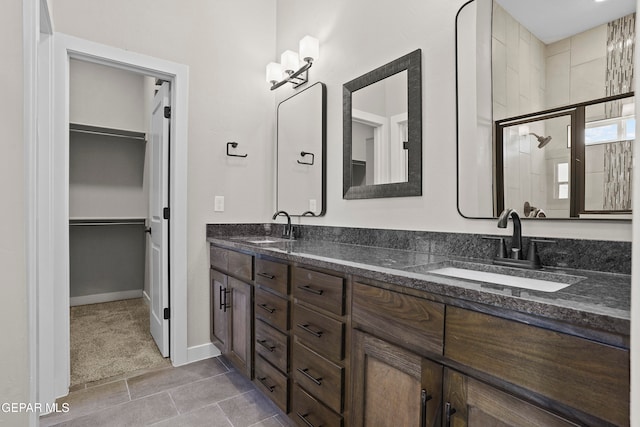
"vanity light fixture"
266,35,319,91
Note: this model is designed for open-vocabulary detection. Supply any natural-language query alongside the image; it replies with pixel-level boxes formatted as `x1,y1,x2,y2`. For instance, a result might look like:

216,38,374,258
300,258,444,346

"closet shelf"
69,218,146,226
70,123,146,142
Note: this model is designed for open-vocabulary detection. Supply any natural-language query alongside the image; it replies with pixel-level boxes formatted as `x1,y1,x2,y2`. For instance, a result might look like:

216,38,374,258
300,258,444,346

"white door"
149,81,170,357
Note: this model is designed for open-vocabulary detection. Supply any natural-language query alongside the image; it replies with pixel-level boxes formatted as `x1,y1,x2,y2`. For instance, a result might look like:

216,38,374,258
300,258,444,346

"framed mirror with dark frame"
343,49,422,199
277,82,327,216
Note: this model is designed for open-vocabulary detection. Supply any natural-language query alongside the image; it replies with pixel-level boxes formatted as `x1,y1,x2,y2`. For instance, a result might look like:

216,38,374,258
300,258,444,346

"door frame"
39,32,189,403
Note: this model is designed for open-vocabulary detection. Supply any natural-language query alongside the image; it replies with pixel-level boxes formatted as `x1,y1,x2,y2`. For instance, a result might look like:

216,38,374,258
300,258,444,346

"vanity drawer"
209,245,228,271
445,306,629,427
292,384,343,427
352,282,445,356
293,267,345,316
255,319,288,373
255,287,289,331
294,305,344,361
255,258,288,295
227,250,252,282
209,246,253,282
255,355,288,412
292,342,344,414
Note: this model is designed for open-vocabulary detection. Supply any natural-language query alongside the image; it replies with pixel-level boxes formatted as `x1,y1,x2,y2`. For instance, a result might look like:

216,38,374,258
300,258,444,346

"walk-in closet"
68,59,167,386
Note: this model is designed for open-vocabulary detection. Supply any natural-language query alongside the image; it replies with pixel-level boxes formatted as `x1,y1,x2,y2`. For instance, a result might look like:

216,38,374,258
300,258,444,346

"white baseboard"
184,342,221,365
142,290,150,305
70,290,143,306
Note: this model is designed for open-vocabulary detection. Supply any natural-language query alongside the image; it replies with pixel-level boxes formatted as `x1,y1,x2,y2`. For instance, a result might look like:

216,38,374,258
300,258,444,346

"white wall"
69,59,146,131
275,0,631,241
68,61,148,219
51,0,277,347
0,0,29,425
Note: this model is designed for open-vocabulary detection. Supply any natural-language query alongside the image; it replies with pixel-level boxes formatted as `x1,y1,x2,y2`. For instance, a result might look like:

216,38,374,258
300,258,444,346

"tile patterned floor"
40,357,291,427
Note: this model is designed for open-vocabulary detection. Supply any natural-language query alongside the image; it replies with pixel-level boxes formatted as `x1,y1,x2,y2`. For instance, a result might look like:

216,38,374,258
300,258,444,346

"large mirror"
277,82,326,216
456,0,635,219
343,49,422,199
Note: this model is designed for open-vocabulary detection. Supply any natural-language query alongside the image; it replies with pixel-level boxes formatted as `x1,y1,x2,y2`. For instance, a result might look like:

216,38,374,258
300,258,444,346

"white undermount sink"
246,239,279,244
429,267,572,292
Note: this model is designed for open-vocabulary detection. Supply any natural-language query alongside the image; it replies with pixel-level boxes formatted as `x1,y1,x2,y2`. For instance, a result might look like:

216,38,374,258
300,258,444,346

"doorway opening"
67,60,170,385
37,34,189,407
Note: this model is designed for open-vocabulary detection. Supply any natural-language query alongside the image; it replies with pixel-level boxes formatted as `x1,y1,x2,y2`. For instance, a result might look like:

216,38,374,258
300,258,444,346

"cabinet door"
442,368,579,427
227,276,252,377
351,329,442,427
210,269,228,350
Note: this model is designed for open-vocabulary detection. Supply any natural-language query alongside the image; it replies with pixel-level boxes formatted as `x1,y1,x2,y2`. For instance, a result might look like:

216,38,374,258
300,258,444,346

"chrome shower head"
529,132,552,148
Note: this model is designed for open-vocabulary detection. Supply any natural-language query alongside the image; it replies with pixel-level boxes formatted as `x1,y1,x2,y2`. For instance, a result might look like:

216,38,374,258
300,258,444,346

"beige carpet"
70,298,169,386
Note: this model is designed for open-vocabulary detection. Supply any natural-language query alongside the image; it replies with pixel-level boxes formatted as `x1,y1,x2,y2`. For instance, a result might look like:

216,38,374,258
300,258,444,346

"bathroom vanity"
207,231,629,427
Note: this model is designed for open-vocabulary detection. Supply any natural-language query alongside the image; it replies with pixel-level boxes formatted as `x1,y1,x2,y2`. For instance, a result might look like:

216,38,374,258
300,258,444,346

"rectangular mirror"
456,0,635,219
277,82,326,216
343,49,422,199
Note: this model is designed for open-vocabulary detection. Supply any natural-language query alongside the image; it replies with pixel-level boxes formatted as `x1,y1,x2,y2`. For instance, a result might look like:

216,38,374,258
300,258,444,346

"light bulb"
266,62,283,84
299,35,319,63
281,50,300,74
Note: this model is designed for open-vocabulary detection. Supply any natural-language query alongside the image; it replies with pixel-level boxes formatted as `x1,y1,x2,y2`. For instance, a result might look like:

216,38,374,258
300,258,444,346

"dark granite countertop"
206,236,630,340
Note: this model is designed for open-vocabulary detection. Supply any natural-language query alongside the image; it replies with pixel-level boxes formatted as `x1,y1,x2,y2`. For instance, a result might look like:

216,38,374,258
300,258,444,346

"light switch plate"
214,196,224,212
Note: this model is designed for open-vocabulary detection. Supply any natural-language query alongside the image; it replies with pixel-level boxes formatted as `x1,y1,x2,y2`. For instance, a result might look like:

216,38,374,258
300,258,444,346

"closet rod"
69,123,146,141
69,221,146,226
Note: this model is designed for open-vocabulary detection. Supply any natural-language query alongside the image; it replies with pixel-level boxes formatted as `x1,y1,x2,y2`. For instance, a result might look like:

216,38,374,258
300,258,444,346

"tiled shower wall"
603,14,635,211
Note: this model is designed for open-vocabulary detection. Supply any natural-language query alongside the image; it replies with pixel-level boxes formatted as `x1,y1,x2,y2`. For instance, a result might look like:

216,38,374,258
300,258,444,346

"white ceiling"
495,0,636,44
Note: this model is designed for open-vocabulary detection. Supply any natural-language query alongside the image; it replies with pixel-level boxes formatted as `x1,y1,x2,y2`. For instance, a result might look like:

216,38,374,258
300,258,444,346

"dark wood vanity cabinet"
207,243,629,426
442,368,579,427
444,306,630,427
291,266,348,427
253,257,291,412
351,330,443,427
351,282,445,427
351,281,630,427
209,246,253,378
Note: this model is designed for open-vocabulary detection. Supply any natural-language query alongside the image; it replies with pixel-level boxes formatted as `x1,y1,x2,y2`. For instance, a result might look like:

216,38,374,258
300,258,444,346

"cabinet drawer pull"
257,376,276,392
296,323,323,338
256,339,276,352
420,389,432,427
296,412,317,427
257,272,275,280
445,402,456,427
258,303,276,314
219,287,230,312
298,284,324,295
297,368,322,386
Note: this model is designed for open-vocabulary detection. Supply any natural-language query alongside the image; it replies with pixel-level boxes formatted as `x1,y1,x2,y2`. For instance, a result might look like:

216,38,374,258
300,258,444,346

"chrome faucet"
272,210,294,239
497,208,523,260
